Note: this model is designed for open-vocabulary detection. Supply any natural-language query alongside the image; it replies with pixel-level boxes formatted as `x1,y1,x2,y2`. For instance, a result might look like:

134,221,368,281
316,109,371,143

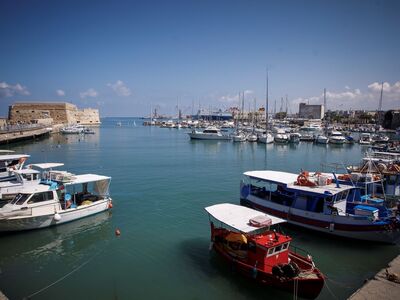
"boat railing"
289,245,315,271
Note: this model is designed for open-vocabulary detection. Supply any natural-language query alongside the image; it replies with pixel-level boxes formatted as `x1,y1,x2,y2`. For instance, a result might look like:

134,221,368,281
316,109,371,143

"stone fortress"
8,102,100,126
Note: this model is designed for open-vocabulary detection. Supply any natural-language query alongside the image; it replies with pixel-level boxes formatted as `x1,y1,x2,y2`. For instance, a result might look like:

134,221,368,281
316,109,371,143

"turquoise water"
0,118,398,300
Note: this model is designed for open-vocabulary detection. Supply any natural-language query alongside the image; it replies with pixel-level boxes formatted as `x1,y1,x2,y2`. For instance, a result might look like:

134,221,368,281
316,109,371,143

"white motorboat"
232,131,247,142
274,129,289,144
0,170,112,231
246,133,258,142
316,135,329,144
0,163,64,200
60,125,85,134
258,133,274,144
188,126,231,140
329,131,346,144
359,133,372,145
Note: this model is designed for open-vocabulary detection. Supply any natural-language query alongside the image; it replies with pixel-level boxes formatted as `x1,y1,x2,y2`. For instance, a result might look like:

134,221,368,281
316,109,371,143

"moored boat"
188,126,231,140
240,170,400,243
205,203,325,299
0,170,112,231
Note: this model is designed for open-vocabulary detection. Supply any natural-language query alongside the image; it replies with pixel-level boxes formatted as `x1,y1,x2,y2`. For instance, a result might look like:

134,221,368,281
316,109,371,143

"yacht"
274,129,289,144
316,135,329,144
188,126,231,140
329,131,346,144
289,132,301,143
258,132,274,144
359,133,372,145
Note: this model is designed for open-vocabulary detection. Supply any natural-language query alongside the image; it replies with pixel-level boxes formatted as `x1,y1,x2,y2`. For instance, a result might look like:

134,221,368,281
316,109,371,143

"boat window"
282,243,289,250
11,193,30,205
267,248,274,255
27,192,53,204
275,244,282,252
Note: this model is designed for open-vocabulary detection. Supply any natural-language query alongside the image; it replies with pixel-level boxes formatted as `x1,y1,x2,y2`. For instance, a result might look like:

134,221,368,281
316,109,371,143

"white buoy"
54,213,61,221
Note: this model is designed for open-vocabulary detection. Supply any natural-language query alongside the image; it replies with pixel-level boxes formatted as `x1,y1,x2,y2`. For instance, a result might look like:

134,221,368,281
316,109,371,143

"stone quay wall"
8,102,100,126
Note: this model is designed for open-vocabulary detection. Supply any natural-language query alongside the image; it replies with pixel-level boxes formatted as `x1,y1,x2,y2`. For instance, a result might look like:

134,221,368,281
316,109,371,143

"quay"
0,125,52,145
0,290,8,300
349,255,400,300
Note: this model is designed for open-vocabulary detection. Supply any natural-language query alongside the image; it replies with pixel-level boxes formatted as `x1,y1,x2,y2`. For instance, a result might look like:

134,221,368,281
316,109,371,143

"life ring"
377,163,387,172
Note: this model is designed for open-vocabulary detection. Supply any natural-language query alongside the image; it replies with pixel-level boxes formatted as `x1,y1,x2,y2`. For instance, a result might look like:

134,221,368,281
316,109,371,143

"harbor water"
0,118,398,299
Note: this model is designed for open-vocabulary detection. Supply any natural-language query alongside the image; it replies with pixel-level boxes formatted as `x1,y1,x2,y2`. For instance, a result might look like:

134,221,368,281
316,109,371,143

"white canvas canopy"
65,174,111,195
28,163,64,169
205,203,286,233
244,170,299,185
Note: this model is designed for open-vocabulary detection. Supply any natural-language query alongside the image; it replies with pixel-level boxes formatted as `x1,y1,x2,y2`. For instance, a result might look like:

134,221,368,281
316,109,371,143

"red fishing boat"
205,203,325,299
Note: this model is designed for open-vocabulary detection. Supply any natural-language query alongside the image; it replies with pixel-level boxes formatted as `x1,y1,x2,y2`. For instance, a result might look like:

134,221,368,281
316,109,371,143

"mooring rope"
324,279,339,300
24,250,103,299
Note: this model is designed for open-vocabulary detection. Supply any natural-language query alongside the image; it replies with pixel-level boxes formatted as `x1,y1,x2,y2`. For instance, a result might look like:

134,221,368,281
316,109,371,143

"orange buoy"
115,228,121,236
108,202,113,209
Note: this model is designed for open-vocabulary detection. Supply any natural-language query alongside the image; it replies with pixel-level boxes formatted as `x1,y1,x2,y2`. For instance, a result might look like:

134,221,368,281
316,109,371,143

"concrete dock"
0,290,8,300
0,126,52,145
349,255,400,299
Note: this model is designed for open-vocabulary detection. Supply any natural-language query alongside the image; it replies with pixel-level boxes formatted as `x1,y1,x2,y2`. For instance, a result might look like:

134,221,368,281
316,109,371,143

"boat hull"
240,197,400,244
188,133,231,140
0,199,110,232
212,242,324,299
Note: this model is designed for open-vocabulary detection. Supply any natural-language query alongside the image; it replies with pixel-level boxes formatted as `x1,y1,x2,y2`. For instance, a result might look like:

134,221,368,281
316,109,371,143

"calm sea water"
0,118,398,300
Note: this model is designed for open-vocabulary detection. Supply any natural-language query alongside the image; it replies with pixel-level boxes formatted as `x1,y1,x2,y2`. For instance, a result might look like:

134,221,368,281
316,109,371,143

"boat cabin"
0,172,111,218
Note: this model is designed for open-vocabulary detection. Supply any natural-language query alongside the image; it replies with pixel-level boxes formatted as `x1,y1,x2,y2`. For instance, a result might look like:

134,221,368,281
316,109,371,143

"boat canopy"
0,154,30,161
205,203,286,233
0,150,15,154
244,170,298,185
64,174,111,195
13,169,40,175
28,163,64,169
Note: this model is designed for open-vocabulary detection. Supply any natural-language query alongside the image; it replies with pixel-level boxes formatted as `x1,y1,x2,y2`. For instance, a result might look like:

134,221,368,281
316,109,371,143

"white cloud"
291,80,400,112
219,90,254,103
56,89,65,97
107,80,131,96
80,88,98,99
0,81,30,98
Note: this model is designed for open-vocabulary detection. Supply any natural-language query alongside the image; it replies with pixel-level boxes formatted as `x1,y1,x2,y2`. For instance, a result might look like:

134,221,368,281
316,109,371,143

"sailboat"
258,69,274,144
232,92,247,142
316,89,329,144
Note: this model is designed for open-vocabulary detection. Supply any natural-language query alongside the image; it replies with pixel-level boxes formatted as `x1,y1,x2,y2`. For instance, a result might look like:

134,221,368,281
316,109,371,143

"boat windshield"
10,193,30,205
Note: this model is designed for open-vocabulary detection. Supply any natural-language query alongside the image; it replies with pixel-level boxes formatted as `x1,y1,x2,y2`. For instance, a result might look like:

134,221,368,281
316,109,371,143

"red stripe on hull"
245,200,392,232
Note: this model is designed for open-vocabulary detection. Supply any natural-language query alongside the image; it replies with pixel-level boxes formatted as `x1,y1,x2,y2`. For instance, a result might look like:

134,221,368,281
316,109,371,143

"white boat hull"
258,135,274,144
188,133,231,140
0,199,110,232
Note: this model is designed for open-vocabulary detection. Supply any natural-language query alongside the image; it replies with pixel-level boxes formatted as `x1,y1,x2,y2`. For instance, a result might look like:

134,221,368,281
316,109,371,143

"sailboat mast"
265,68,269,131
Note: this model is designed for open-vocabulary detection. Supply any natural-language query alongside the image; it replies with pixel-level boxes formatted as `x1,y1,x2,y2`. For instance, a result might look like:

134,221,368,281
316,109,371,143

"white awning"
244,170,298,185
65,174,111,185
29,163,64,169
205,203,286,233
0,154,30,161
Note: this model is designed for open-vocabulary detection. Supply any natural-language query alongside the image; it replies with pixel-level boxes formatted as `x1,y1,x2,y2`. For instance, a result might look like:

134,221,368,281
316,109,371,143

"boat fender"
115,228,121,236
54,213,61,221
108,201,113,209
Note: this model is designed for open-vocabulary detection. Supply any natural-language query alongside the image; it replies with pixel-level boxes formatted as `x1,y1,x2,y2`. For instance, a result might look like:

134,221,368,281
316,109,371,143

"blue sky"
1,0,399,117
